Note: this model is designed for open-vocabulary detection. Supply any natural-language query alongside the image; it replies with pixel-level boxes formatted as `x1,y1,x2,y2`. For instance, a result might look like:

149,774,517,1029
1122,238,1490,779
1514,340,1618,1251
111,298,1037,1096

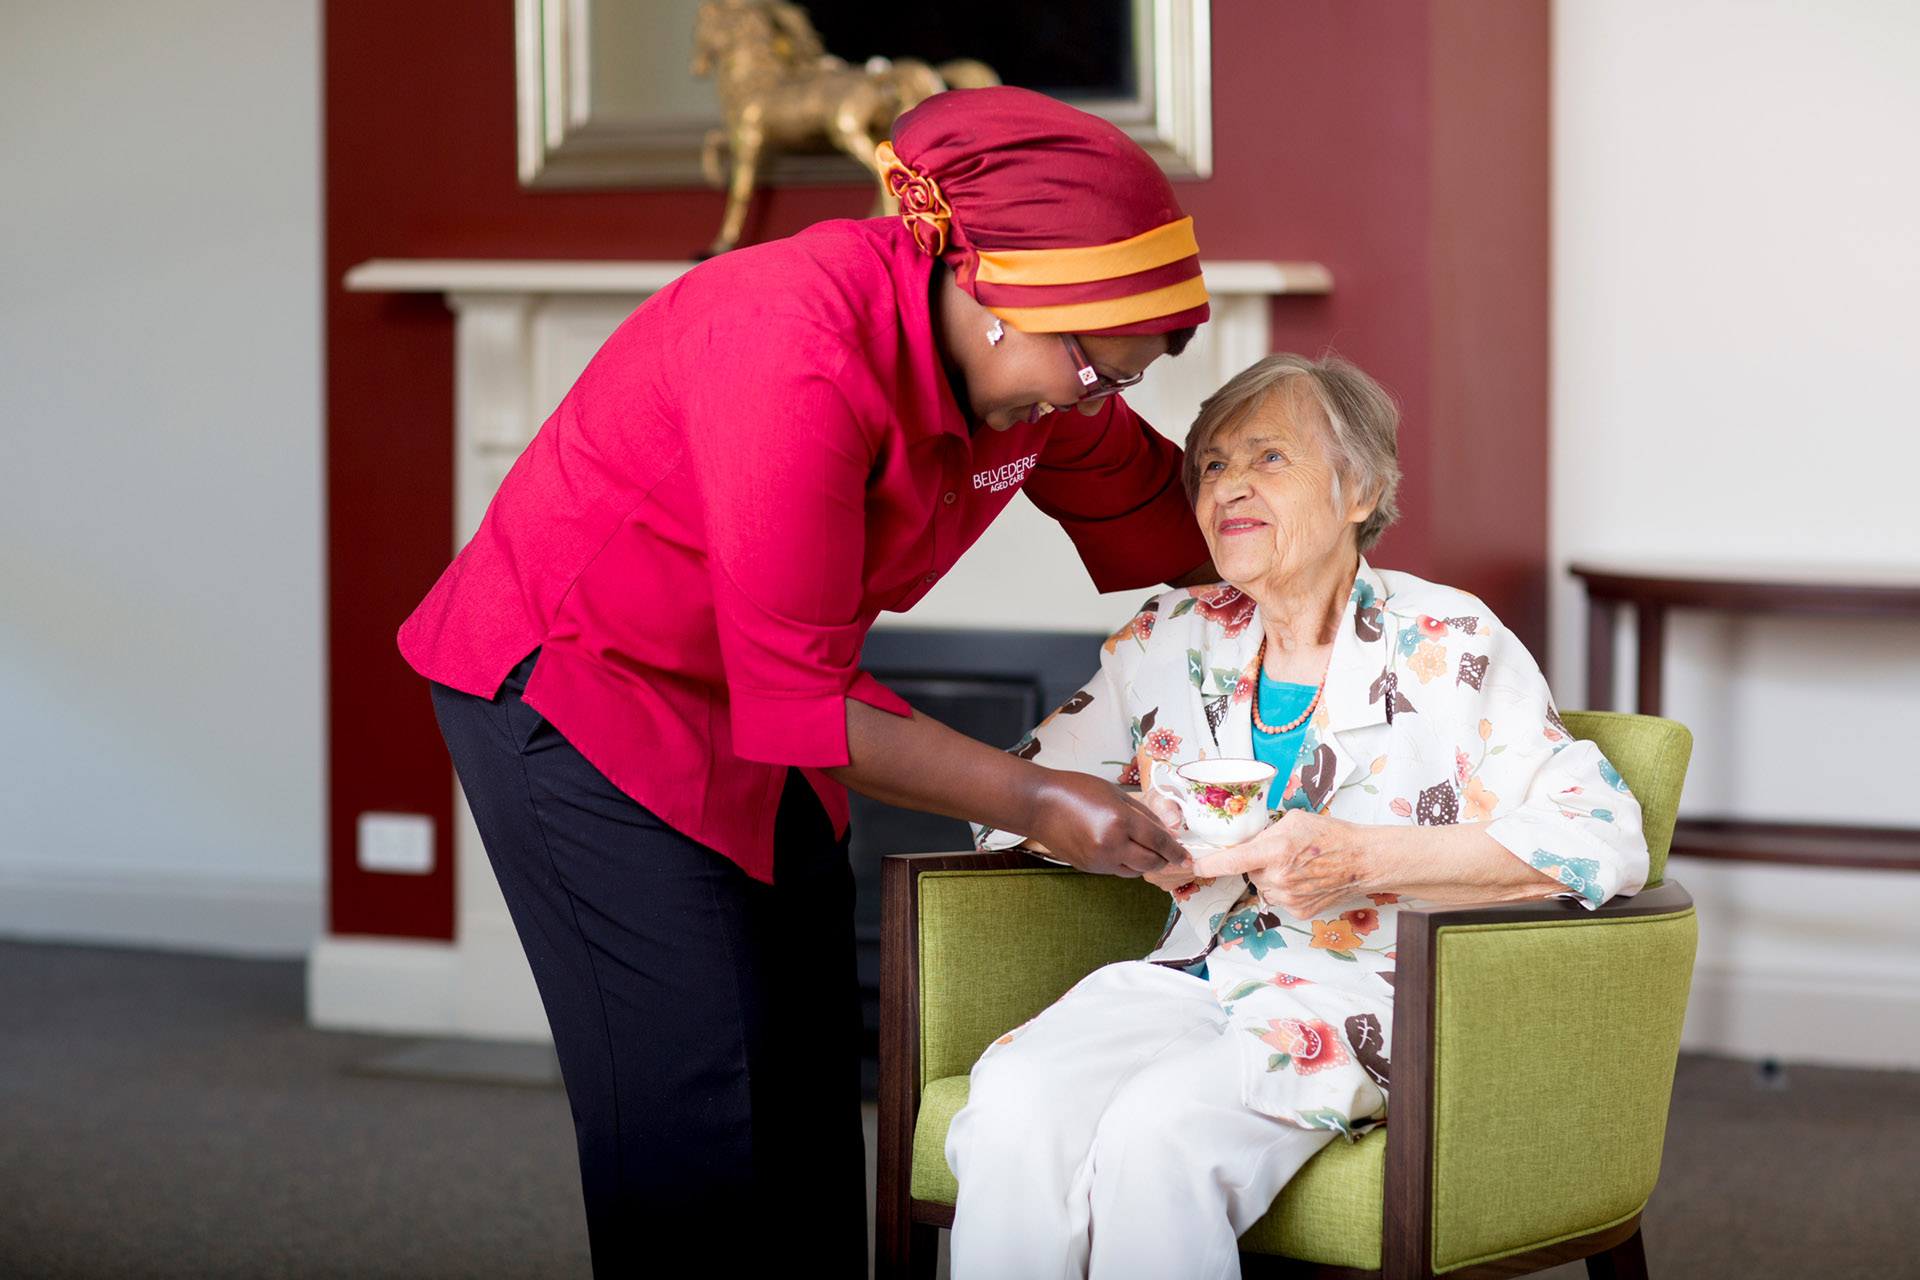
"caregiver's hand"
830,699,1183,877
1189,810,1372,919
1028,771,1185,877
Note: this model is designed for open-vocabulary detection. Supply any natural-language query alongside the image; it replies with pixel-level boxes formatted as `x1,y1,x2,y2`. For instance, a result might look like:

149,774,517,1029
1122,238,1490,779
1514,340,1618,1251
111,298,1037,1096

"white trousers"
945,962,1337,1280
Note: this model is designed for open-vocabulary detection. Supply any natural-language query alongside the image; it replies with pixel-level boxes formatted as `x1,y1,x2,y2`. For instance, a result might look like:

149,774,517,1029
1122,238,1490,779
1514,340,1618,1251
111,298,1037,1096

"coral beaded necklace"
1250,635,1328,735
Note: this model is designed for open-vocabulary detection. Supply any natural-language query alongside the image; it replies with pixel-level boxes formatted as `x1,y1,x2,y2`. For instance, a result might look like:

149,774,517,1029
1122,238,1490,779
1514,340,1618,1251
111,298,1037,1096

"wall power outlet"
357,812,435,875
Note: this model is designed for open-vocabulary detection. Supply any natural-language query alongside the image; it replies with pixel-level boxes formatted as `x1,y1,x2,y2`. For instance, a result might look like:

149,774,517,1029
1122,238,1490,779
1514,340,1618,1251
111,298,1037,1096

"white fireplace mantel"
309,255,1331,1041
342,256,1331,298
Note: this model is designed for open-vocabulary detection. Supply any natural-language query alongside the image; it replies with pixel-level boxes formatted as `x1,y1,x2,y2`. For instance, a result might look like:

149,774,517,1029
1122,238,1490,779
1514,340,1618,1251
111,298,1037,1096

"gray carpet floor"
2,940,1917,1278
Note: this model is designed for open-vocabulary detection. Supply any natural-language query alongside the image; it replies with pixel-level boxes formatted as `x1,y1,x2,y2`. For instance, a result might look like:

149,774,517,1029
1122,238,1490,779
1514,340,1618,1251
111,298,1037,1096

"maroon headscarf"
878,86,1209,336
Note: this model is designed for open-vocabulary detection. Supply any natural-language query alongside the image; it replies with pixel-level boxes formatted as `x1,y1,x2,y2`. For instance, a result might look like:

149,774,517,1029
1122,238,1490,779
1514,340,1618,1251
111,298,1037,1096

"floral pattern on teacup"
1186,777,1262,820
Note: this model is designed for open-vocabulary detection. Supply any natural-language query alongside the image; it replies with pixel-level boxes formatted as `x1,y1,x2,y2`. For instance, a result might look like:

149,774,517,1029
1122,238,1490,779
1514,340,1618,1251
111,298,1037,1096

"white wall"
0,1,324,955
1554,0,1920,1065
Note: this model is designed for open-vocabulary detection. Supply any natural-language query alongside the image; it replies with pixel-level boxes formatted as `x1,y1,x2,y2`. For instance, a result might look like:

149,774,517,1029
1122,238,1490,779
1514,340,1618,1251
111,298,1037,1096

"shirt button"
924,572,938,583
943,491,957,505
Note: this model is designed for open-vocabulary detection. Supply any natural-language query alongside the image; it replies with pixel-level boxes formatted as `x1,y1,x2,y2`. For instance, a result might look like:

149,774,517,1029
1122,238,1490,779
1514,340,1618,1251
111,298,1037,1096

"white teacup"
1148,758,1278,846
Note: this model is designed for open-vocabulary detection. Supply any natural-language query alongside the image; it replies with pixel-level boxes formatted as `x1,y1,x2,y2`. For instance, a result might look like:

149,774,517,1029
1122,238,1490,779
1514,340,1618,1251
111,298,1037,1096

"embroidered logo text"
973,452,1040,493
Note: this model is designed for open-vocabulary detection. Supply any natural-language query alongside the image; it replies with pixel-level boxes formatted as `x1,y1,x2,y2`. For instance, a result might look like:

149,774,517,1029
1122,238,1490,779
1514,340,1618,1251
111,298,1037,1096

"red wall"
324,0,1547,940
1429,2,1551,647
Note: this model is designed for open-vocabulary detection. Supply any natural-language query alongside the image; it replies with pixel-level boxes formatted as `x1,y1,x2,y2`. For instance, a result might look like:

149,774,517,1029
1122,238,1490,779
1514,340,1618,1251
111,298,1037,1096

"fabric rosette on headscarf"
875,140,954,258
881,86,1209,337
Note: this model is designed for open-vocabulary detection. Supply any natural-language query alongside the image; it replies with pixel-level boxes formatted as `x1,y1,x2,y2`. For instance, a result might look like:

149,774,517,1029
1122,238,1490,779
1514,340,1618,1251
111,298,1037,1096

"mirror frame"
514,0,1212,188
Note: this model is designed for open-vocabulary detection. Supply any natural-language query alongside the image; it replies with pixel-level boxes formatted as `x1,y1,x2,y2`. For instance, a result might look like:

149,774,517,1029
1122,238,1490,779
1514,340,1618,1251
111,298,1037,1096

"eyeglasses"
1059,332,1144,402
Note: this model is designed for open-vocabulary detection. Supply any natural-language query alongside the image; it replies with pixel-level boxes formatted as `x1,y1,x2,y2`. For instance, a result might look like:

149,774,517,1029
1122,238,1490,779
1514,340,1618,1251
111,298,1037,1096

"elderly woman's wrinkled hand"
1142,854,1202,892
1189,811,1372,920
1140,786,1184,833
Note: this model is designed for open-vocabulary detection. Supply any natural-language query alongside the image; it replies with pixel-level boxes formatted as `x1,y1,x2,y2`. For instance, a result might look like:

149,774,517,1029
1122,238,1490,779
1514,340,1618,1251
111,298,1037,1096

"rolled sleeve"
684,341,913,768
1024,396,1210,591
1484,734,1649,909
724,665,914,768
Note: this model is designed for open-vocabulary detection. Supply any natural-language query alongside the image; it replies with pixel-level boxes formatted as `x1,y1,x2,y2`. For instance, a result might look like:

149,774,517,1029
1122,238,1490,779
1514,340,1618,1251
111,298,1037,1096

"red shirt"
399,219,1208,881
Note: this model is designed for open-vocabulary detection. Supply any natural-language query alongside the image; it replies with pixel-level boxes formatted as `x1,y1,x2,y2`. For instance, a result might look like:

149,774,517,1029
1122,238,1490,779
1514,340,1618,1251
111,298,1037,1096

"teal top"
1251,674,1317,806
1182,673,1317,979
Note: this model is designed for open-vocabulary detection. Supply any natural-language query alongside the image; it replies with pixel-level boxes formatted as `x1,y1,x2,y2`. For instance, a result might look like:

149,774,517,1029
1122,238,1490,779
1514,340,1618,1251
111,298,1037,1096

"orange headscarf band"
972,218,1201,287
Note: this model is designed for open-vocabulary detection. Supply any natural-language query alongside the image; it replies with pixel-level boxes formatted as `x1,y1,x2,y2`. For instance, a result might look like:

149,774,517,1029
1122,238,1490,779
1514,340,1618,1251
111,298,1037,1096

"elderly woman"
947,354,1649,1280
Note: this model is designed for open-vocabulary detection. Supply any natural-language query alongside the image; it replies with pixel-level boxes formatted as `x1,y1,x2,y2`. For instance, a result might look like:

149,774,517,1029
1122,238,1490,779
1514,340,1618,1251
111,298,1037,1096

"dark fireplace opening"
847,628,1104,1097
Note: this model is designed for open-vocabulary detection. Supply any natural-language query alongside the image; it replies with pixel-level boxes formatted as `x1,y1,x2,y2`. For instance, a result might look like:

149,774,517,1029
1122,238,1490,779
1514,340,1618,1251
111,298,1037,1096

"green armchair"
877,710,1696,1279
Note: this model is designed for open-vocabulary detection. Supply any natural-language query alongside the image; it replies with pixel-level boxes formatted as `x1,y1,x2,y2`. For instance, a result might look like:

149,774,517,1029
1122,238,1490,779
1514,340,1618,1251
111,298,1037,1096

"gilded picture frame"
514,0,1212,188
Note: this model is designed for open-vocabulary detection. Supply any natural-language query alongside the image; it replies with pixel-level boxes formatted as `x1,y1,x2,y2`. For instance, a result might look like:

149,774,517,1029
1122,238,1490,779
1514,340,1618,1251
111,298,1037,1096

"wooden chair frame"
876,849,1692,1280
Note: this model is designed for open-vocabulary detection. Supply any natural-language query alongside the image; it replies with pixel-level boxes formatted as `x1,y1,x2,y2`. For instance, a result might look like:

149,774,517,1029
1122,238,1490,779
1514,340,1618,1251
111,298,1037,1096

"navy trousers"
431,654,867,1276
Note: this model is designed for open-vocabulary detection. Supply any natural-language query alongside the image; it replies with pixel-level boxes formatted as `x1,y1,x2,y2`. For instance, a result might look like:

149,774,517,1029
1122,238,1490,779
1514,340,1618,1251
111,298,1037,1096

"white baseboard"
307,933,551,1043
0,865,321,958
307,935,461,1034
1671,856,1920,1071
1681,965,1920,1070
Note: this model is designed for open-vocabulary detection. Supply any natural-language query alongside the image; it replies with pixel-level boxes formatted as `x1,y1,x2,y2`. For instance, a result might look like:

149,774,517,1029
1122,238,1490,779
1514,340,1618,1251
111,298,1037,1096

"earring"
986,318,1005,346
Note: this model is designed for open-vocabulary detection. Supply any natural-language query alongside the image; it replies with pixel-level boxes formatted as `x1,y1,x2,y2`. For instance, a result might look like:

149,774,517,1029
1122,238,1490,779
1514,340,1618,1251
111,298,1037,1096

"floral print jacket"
973,560,1649,1136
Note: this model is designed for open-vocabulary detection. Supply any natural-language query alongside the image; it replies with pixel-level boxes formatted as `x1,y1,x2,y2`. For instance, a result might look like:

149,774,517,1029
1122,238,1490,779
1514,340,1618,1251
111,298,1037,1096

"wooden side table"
1568,562,1920,870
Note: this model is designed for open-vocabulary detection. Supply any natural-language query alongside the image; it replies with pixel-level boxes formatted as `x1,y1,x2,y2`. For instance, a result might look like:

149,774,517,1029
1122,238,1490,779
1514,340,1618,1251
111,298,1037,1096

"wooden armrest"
883,848,1057,877
1395,878,1694,930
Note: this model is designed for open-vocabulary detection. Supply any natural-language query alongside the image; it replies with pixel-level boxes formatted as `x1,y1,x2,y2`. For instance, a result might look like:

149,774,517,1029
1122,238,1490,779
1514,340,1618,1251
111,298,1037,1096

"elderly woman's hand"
1141,854,1202,892
1140,784,1184,833
1189,811,1374,919
1190,811,1571,913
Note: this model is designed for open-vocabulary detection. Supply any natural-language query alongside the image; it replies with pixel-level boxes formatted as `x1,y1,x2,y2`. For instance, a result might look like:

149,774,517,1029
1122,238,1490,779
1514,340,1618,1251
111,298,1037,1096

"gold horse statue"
692,0,998,256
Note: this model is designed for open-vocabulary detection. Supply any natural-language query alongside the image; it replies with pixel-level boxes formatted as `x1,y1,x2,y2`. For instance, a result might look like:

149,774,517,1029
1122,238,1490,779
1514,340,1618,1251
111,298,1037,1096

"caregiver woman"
399,87,1211,1274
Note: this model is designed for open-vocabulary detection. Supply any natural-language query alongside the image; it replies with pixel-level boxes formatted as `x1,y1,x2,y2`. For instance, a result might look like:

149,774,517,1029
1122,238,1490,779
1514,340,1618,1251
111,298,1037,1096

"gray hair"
1181,352,1402,553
